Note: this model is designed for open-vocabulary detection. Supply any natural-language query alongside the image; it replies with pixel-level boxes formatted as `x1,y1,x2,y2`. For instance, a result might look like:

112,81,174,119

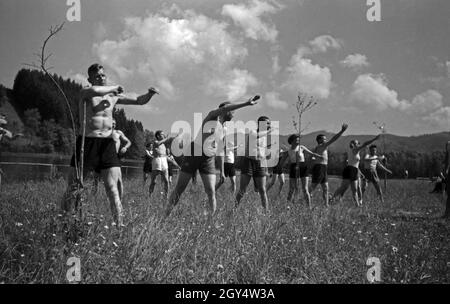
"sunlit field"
0,176,449,284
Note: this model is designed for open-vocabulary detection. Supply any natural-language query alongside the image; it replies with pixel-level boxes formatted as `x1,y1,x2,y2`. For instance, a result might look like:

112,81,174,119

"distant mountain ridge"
1,81,448,155
278,130,449,154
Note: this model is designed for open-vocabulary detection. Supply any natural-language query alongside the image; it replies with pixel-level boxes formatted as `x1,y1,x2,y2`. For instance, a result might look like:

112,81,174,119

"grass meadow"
0,175,449,284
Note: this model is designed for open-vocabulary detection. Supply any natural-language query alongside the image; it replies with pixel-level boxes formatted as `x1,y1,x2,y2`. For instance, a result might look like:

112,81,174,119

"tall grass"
0,177,449,283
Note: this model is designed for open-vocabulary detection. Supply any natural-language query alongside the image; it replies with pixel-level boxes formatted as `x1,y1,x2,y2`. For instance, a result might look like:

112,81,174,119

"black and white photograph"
0,0,449,291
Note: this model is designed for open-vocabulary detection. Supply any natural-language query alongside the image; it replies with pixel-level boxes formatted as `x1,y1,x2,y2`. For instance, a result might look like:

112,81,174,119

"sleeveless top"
364,154,378,170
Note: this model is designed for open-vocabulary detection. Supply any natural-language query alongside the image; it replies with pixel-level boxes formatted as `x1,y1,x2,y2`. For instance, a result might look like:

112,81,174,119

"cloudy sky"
0,0,449,136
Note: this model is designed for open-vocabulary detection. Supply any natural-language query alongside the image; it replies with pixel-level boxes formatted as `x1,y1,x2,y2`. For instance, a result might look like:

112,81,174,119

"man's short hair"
88,63,103,78
257,116,270,123
219,101,232,108
316,134,325,142
288,134,300,145
369,144,377,150
155,130,164,138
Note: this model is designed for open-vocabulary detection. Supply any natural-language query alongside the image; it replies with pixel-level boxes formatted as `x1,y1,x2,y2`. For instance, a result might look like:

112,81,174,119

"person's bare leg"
148,171,159,199
215,177,225,191
332,180,350,204
350,180,360,206
236,174,251,207
287,178,297,203
117,170,123,201
255,177,268,210
165,171,191,217
200,173,217,218
301,177,311,207
230,176,237,195
278,174,285,195
266,174,276,191
356,179,362,204
321,182,330,207
101,167,123,226
162,170,170,200
373,181,384,203
309,182,319,206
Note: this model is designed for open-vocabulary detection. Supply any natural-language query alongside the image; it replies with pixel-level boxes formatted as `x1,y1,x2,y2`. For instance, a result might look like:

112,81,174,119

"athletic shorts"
152,156,168,172
342,166,359,181
311,164,328,184
240,158,269,178
70,136,121,173
143,161,152,173
272,162,283,175
180,143,216,175
362,168,379,183
224,162,236,177
289,163,307,179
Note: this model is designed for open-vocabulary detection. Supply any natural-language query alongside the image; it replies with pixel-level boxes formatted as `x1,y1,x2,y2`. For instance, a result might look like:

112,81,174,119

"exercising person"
165,96,259,219
309,124,348,207
266,148,286,195
62,63,158,227
361,144,392,203
215,125,240,195
281,134,322,207
143,142,154,187
236,116,277,211
331,135,380,206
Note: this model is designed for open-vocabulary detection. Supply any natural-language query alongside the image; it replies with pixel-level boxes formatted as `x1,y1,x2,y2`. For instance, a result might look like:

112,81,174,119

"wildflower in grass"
357,230,362,234
392,246,398,254
217,264,224,271
104,225,109,230
112,242,118,248
15,222,23,227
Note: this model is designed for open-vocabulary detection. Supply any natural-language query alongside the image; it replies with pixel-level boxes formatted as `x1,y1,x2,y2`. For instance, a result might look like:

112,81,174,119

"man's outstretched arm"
206,96,260,120
117,88,159,105
323,123,348,148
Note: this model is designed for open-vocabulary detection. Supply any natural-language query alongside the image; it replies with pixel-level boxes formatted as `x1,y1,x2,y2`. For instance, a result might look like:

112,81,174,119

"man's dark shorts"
240,158,269,178
362,168,379,183
289,163,308,179
311,164,328,184
342,166,359,181
224,162,236,177
272,160,283,175
70,136,121,173
180,143,216,175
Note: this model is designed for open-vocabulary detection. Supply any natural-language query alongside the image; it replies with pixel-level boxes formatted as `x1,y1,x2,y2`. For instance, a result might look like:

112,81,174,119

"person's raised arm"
355,134,381,153
117,87,159,105
323,123,348,149
206,95,260,120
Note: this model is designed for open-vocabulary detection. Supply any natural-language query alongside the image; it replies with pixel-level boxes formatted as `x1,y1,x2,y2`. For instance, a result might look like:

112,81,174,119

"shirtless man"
148,130,176,200
309,124,348,207
62,63,158,227
165,96,259,218
236,116,277,211
361,144,392,203
215,125,240,195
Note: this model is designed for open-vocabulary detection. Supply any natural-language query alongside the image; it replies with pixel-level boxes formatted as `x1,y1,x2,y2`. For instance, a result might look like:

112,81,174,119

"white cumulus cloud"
284,47,332,99
350,74,409,111
340,53,370,70
221,0,284,42
94,9,256,101
308,35,342,53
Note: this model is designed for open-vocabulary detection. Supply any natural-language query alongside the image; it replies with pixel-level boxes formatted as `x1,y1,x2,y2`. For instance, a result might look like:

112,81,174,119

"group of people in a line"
59,63,450,228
